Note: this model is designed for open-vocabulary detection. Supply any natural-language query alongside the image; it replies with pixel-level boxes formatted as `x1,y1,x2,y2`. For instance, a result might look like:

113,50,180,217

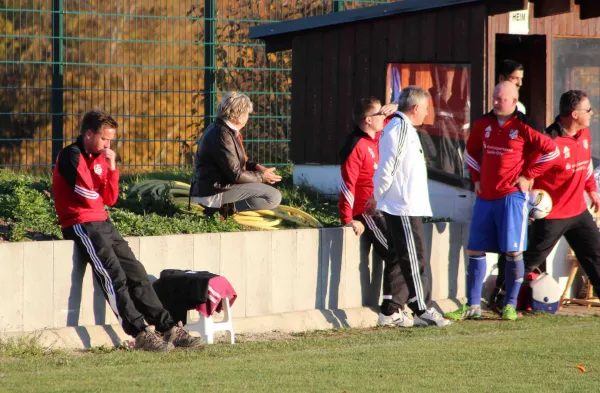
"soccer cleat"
377,311,414,328
414,308,452,327
444,304,482,320
487,287,505,315
163,321,206,349
502,304,518,321
135,326,174,352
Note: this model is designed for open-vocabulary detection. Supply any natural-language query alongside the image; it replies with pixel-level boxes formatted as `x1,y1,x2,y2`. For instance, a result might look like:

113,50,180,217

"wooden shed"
249,0,600,191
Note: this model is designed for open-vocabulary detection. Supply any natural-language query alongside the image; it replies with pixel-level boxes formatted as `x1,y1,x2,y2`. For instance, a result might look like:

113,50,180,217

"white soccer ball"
528,189,553,220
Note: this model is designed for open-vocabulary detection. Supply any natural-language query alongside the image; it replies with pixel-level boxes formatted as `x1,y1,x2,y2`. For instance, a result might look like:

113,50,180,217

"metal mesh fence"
1,0,393,171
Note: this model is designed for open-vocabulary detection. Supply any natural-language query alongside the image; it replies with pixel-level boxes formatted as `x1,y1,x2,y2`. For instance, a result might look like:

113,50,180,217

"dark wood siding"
304,30,323,164
320,29,340,164
369,19,389,111
290,33,308,165
291,3,487,165
289,2,600,165
489,4,600,126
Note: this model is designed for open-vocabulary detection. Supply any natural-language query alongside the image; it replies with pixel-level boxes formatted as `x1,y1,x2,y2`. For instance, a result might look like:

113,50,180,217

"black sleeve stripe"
57,144,81,189
390,119,408,178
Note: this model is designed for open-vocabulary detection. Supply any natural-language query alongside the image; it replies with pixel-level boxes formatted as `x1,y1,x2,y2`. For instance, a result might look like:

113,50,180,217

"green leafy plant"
0,167,348,242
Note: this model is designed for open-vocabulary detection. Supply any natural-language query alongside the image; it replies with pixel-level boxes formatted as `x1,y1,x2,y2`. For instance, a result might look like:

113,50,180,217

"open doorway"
495,34,547,128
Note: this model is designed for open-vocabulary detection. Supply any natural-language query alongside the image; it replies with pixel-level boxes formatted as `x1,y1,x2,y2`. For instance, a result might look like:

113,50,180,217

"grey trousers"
221,183,282,212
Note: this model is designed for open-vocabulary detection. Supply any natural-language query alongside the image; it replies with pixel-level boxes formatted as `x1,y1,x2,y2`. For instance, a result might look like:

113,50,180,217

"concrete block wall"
0,223,574,334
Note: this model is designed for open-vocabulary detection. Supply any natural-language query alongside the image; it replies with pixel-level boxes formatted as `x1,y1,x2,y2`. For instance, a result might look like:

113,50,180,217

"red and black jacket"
532,119,596,219
52,136,120,229
338,126,381,225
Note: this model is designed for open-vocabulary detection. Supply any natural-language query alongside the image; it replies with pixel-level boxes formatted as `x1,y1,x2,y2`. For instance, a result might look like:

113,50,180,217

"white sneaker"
377,311,414,328
413,308,452,327
402,306,414,322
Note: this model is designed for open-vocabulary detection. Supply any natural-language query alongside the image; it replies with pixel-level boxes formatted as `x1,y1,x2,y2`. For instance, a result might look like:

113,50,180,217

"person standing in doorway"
498,59,526,114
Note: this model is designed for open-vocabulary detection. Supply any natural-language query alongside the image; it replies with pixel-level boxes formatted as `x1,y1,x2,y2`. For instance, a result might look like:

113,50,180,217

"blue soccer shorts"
467,191,529,253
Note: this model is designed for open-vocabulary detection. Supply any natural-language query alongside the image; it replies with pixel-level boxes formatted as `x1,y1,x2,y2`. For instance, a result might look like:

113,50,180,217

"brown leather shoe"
134,326,174,352
218,203,237,219
163,322,206,349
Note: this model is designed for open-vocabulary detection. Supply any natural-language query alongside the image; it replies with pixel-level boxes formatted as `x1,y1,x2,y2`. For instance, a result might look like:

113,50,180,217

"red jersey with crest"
52,136,120,229
531,120,596,219
465,111,559,201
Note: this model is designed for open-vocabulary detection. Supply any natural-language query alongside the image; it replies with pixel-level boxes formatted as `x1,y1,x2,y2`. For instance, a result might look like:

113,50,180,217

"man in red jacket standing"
339,97,412,327
445,82,559,321
520,90,600,294
52,108,204,351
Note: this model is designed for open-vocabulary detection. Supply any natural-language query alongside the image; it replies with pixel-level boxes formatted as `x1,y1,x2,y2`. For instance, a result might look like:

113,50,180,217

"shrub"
0,167,340,242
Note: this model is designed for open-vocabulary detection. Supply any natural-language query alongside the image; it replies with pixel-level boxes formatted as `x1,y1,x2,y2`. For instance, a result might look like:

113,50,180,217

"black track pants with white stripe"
383,213,432,313
356,212,409,315
62,220,174,336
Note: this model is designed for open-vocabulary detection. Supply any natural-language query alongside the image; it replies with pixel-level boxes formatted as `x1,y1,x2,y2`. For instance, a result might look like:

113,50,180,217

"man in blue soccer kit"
445,82,559,321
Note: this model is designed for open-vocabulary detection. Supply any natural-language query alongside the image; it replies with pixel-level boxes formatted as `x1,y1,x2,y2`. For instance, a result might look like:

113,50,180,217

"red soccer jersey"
465,111,559,200
531,121,596,219
52,137,120,229
338,130,381,225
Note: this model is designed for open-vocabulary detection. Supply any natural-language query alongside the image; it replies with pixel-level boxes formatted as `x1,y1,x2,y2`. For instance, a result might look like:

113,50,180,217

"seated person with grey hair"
191,92,282,216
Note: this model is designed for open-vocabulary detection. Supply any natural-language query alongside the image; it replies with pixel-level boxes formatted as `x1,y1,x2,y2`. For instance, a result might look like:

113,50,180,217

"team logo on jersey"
367,146,375,158
509,129,519,139
94,164,103,175
583,139,589,150
484,125,491,139
566,163,571,170
563,146,570,159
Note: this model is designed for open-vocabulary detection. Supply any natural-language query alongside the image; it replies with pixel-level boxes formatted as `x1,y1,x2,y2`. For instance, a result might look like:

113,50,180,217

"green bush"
0,167,450,242
0,171,61,241
0,167,340,242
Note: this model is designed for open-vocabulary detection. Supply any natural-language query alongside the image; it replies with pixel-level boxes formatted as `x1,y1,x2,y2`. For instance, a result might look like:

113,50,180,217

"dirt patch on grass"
217,330,302,344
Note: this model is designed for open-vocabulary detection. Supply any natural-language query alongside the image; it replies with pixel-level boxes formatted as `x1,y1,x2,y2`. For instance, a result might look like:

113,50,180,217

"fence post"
204,0,216,129
51,0,64,165
333,0,343,12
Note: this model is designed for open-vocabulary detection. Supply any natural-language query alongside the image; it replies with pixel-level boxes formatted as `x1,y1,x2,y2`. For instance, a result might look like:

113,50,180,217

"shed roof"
248,0,482,43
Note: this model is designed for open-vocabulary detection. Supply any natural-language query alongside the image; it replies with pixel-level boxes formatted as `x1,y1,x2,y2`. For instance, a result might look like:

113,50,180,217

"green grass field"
1,314,599,393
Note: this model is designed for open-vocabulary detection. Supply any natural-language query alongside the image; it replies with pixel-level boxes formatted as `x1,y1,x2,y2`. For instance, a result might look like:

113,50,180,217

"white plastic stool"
185,297,235,344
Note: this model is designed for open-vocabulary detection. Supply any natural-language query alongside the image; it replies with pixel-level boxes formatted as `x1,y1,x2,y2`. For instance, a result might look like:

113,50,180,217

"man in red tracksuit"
52,108,204,351
519,90,600,294
339,97,412,327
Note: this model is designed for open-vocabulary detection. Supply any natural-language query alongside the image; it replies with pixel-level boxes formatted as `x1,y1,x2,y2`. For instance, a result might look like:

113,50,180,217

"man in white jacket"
369,85,451,327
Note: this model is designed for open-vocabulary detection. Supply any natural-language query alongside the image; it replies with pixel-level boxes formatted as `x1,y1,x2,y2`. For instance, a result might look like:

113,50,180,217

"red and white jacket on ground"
532,120,596,219
465,110,560,200
338,128,381,225
52,136,120,229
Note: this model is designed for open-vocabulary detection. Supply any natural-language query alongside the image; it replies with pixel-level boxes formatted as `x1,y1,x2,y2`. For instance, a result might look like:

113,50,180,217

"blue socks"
504,253,524,307
467,255,487,306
